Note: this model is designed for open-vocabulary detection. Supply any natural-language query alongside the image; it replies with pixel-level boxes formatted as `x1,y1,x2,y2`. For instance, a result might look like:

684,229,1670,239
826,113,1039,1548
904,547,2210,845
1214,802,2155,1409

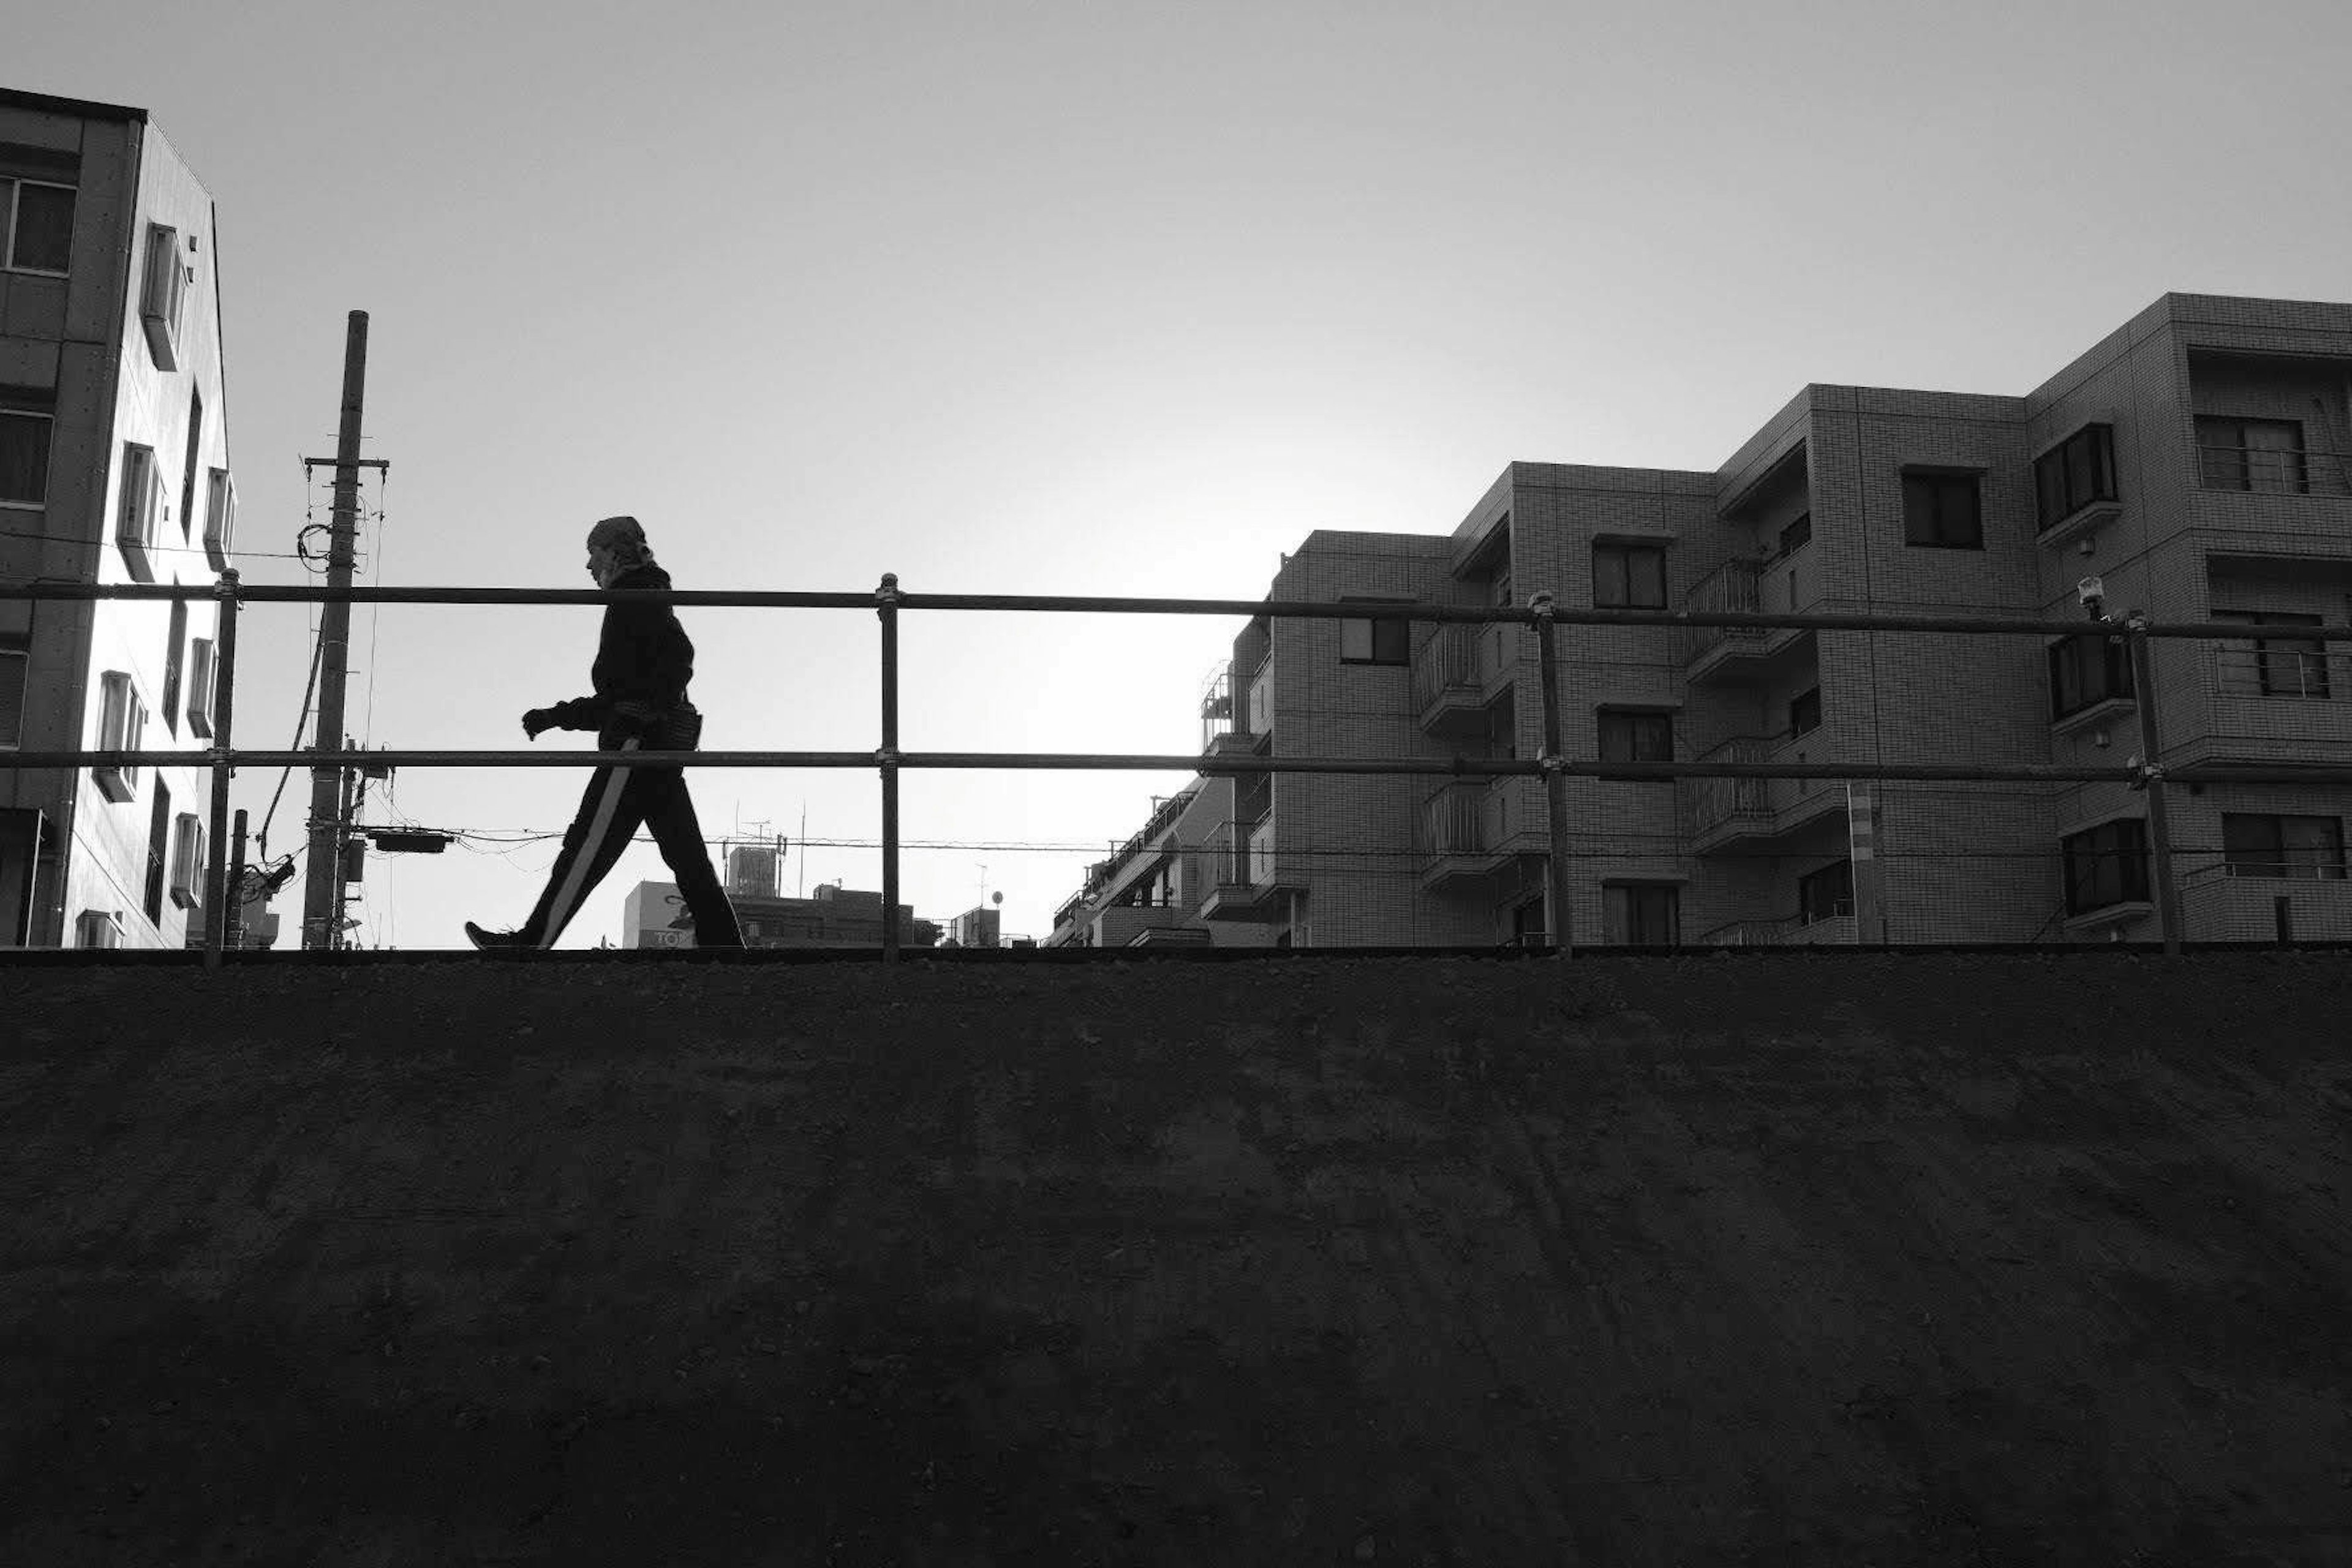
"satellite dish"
991,891,1004,905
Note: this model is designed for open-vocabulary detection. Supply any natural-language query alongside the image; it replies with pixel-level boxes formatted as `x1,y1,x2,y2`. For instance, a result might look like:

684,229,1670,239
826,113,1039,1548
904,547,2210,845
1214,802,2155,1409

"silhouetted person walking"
466,516,744,950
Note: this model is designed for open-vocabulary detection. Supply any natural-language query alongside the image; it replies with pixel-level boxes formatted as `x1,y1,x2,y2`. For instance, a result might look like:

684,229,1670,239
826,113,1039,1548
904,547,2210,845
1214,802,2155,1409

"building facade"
621,843,941,951
0,89,234,948
1050,293,2352,948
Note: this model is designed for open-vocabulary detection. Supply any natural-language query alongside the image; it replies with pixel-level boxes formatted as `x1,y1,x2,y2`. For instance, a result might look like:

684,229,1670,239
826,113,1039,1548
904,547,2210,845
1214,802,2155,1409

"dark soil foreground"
1,951,2349,1567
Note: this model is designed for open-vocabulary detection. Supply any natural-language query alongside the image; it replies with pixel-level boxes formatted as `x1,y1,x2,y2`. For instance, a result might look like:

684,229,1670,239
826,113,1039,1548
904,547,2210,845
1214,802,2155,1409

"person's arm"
522,696,608,737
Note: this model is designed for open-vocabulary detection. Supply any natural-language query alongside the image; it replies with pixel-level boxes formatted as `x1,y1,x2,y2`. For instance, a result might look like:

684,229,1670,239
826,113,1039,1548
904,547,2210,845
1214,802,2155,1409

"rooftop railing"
7,575,2352,963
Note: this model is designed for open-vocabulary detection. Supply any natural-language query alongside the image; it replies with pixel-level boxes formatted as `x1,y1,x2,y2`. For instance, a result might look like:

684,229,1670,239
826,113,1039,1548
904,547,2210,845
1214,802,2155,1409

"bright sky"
16,0,2352,948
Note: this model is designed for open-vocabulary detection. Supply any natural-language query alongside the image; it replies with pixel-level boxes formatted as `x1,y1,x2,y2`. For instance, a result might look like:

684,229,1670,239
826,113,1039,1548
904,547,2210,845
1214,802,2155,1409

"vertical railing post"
1528,593,1574,957
226,808,249,954
876,573,902,963
202,569,241,968
2124,610,2181,954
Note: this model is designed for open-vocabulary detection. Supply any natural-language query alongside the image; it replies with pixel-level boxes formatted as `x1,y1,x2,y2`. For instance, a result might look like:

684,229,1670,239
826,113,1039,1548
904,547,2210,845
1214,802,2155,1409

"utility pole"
301,312,368,950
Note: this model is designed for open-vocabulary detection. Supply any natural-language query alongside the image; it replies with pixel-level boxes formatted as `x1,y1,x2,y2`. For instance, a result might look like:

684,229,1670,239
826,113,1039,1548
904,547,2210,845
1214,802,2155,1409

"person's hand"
522,707,556,741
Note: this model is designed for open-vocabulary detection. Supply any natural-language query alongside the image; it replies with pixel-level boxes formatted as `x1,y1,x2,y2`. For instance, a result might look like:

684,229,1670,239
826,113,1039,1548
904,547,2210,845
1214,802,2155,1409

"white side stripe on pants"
538,736,639,949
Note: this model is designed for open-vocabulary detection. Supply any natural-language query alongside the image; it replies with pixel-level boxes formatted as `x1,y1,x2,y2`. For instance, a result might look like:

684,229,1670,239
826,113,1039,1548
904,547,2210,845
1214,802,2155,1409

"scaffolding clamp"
875,573,901,609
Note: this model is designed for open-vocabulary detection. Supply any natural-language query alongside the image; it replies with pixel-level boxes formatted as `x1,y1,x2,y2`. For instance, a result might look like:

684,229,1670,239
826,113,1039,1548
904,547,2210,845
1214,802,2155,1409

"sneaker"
464,921,532,950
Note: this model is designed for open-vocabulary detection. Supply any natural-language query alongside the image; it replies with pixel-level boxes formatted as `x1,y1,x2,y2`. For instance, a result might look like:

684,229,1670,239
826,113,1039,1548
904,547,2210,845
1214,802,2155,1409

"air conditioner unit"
140,225,186,371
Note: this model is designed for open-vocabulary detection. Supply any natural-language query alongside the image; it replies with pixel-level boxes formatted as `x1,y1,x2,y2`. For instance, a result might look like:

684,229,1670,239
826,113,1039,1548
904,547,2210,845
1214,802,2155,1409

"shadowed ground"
2,951,2348,1566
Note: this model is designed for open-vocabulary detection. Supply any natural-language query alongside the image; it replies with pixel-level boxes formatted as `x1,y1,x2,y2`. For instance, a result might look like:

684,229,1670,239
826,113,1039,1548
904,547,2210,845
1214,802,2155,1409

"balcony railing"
1678,556,1810,677
2211,646,2350,703
1697,909,1855,947
1679,732,1841,848
1410,623,1480,724
2196,442,2352,499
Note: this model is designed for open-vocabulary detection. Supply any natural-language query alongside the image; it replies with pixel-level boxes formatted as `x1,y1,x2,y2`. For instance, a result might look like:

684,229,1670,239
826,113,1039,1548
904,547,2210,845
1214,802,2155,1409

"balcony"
1094,902,1202,948
1412,779,1539,891
2176,861,2352,943
1678,556,1811,684
1410,623,1515,737
1198,815,1301,922
1678,733,1845,854
2202,646,2352,752
1697,911,1856,947
1199,666,1267,757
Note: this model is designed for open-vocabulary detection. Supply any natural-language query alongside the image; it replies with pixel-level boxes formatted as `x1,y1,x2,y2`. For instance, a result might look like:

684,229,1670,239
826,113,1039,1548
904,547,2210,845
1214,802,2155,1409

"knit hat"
587,515,650,559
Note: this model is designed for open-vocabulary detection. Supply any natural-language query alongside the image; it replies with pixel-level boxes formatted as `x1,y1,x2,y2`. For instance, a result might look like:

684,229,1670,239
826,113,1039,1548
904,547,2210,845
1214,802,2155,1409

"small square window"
140,224,187,371
1594,543,1668,608
2034,424,2117,531
0,638,26,748
1797,860,1853,924
1597,709,1673,763
162,597,187,736
145,780,172,925
0,408,53,508
1902,471,1983,548
94,669,146,802
170,811,206,910
2046,633,2134,718
1338,600,1410,665
5,178,76,274
116,443,162,582
187,638,215,739
1603,883,1679,946
2062,817,2150,914
2197,416,2307,494
1789,687,1821,737
203,467,235,570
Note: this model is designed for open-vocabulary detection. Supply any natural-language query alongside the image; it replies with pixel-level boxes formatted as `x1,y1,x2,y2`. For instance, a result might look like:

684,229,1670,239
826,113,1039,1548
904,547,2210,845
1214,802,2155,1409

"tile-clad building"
0,89,235,948
1050,293,2352,948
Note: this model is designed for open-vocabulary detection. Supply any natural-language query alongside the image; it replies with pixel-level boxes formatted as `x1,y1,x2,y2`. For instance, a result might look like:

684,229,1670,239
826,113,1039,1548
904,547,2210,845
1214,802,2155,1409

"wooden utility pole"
301,312,368,949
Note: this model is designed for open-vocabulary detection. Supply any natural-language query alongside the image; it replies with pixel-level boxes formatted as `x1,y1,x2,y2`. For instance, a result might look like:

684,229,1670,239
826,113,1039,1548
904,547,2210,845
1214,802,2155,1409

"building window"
2223,814,2346,880
170,812,206,909
145,780,172,925
0,407,53,509
2034,423,2117,532
116,443,162,582
94,669,146,802
2212,609,2330,698
2063,817,2150,914
1603,883,1679,946
0,636,26,747
1597,708,1673,763
140,224,187,371
2047,632,2134,718
2,177,75,275
1798,860,1853,924
162,598,187,736
74,910,122,949
1338,598,1411,665
178,388,203,540
1789,687,1821,737
1771,512,1812,560
2197,415,2307,494
1593,543,1668,608
186,637,215,738
203,468,235,571
1902,470,1984,548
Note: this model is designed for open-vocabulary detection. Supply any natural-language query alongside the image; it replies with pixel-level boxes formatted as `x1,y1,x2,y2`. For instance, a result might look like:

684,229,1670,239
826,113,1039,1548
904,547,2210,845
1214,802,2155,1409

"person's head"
584,515,653,586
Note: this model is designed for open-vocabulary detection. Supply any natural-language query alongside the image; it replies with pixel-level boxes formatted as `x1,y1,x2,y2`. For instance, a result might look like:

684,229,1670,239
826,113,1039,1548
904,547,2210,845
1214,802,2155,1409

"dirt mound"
2,952,2348,1564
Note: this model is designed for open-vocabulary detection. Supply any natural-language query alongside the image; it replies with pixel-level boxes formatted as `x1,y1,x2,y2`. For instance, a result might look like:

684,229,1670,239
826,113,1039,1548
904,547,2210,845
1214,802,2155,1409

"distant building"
1054,293,2352,948
1,89,235,948
620,873,941,950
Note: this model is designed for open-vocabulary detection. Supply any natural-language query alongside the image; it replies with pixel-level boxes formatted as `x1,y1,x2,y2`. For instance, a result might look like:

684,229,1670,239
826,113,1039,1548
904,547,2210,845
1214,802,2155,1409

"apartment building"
1050,293,2352,949
621,844,941,949
0,89,234,948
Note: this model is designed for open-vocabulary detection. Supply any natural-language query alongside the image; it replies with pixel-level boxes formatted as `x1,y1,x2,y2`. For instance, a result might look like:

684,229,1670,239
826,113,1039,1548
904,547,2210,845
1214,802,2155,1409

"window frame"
2046,631,2135,718
1771,511,1812,561
139,223,187,371
2,176,77,276
178,387,203,540
1797,859,1854,924
1789,687,1822,738
1336,597,1412,666
0,406,54,510
170,810,206,909
145,779,172,925
161,597,187,736
116,442,160,582
2062,816,2151,914
94,668,145,802
2212,609,2331,698
203,467,235,570
0,635,26,748
1596,707,1675,764
2197,415,2308,495
1901,469,1985,549
2222,813,2347,880
2034,423,2117,532
186,636,214,739
1602,882,1679,947
1592,541,1669,609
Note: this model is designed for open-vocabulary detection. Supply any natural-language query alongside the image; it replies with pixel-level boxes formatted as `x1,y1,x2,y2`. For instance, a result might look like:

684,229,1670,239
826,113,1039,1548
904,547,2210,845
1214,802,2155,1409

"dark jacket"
541,562,701,748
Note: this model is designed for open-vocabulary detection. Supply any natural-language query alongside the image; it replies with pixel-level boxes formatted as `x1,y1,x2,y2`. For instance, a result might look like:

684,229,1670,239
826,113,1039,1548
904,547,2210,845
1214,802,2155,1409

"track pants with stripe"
520,737,745,948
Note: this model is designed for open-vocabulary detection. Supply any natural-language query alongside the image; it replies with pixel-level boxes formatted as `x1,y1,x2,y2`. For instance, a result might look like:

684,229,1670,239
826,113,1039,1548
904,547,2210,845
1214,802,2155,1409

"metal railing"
2196,442,2352,499
9,575,2352,963
2211,645,2348,702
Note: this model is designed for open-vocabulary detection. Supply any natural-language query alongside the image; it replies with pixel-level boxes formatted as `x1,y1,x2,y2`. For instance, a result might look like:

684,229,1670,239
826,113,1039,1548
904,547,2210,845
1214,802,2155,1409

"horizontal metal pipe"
28,747,2349,786
2,578,2342,641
